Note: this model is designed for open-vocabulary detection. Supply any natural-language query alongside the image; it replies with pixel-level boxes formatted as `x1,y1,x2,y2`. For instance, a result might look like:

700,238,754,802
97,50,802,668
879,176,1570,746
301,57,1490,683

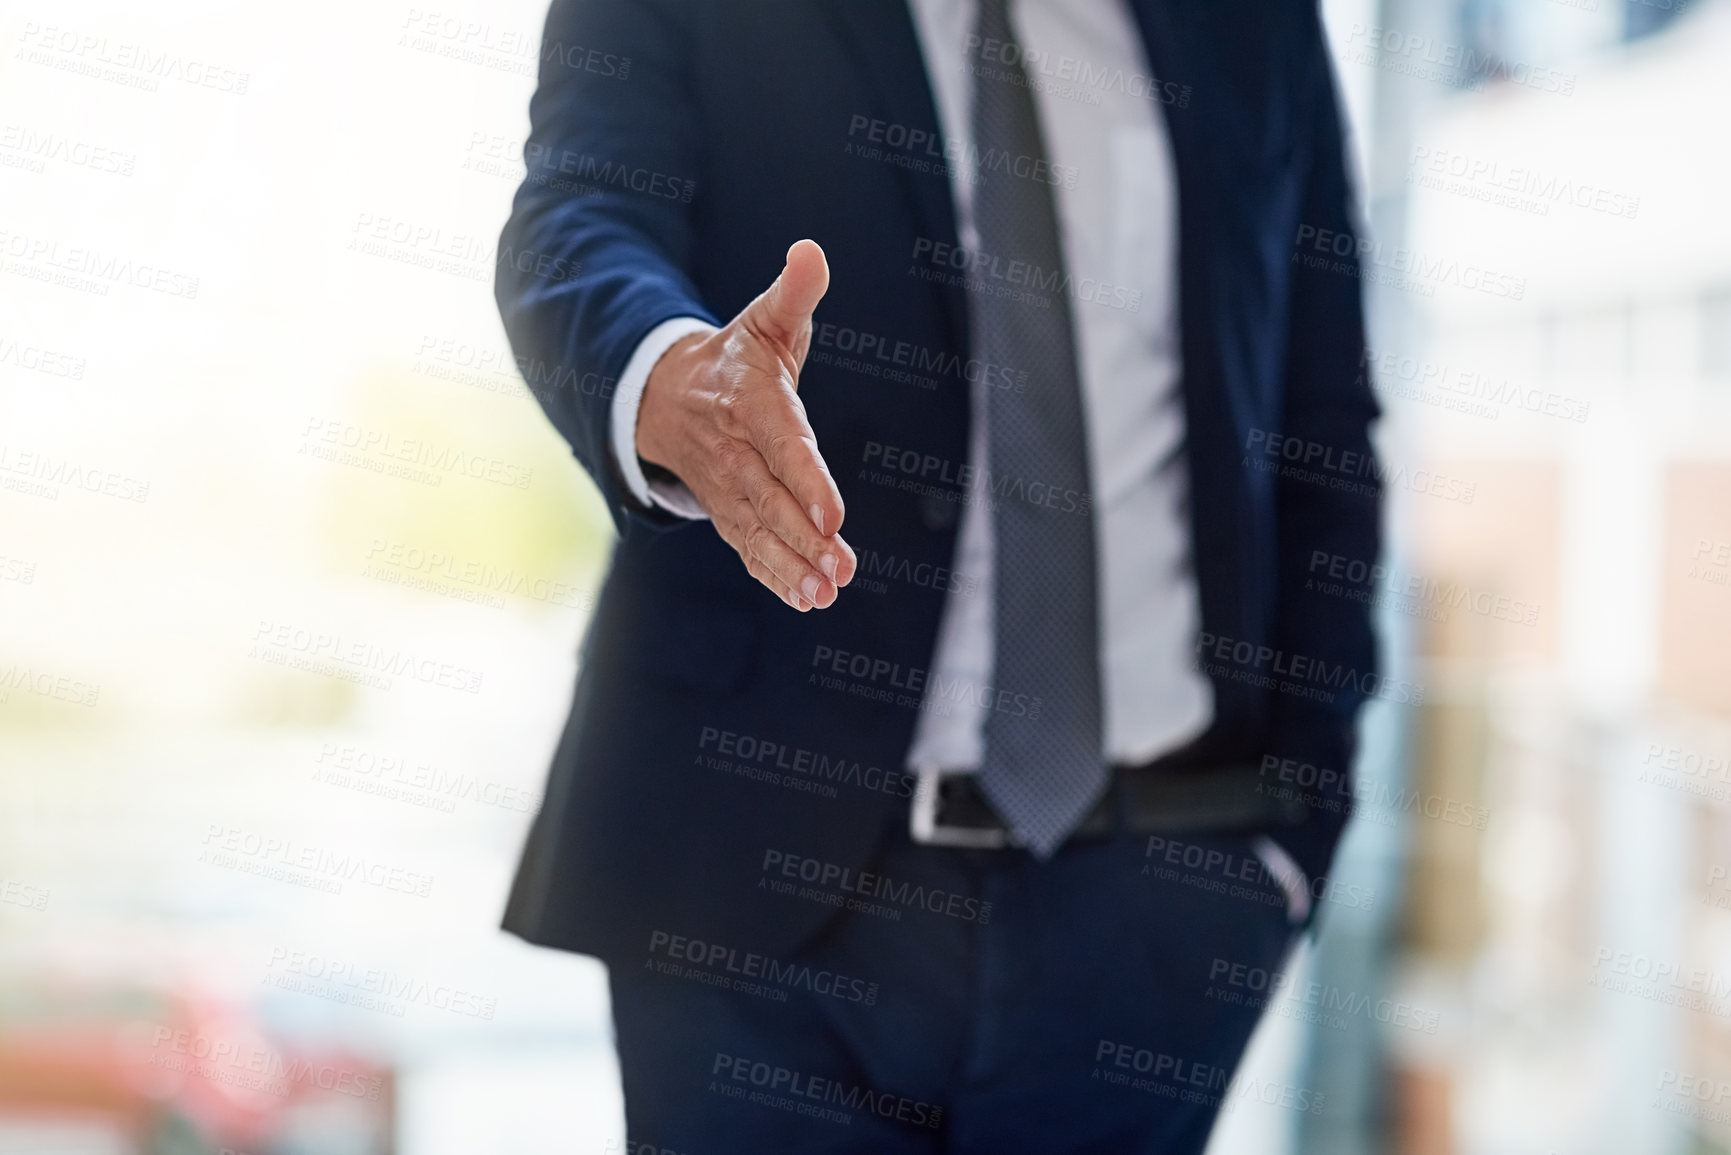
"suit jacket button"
919,493,960,530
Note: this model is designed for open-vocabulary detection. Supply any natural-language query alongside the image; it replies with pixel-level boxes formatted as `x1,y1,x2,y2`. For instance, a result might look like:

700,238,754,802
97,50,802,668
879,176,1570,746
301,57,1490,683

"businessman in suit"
495,0,1380,1150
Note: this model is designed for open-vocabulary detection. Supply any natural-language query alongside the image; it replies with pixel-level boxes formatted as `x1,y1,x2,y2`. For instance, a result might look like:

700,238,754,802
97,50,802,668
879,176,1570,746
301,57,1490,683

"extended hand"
635,239,855,612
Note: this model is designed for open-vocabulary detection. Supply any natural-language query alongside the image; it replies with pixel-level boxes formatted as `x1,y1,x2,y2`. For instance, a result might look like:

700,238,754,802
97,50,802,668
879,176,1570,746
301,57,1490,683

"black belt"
909,760,1308,849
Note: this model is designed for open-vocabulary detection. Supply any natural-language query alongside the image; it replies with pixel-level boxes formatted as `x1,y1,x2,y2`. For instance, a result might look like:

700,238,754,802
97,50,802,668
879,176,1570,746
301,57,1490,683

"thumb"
741,239,830,362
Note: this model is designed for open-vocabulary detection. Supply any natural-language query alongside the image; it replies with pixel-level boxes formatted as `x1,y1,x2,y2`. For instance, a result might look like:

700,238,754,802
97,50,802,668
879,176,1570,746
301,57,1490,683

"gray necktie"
971,0,1107,857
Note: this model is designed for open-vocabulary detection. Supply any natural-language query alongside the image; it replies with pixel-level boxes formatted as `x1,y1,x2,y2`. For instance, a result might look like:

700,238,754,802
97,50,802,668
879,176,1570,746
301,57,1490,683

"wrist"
635,330,710,470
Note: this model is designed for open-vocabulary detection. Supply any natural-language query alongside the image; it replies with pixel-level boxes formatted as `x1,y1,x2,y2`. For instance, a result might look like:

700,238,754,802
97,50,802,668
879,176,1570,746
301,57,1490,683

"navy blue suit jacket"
496,0,1382,964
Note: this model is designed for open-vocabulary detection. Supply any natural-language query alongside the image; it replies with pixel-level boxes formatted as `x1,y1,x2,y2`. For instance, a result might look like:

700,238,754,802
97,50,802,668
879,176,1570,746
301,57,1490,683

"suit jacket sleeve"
494,0,720,536
1266,10,1384,904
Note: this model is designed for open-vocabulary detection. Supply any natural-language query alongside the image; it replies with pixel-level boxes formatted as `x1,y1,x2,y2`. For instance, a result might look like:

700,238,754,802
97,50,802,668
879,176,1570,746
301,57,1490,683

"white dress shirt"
614,0,1213,769
900,0,1214,773
607,0,1311,920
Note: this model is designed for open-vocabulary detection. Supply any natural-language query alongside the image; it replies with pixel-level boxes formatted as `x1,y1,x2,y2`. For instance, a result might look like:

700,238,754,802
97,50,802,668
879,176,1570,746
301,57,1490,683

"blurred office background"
1,0,1726,1150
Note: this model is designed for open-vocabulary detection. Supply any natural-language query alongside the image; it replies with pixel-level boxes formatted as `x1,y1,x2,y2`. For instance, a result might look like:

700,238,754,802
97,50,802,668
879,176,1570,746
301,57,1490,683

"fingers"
740,239,829,371
713,447,855,611
742,514,832,611
742,552,812,613
738,374,847,544
753,479,857,594
728,517,824,612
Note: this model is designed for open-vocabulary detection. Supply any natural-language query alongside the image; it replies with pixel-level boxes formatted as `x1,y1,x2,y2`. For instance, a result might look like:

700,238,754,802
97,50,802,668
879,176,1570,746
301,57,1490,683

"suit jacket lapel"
1125,0,1218,420
824,0,970,354
1126,0,1257,692
1126,0,1259,447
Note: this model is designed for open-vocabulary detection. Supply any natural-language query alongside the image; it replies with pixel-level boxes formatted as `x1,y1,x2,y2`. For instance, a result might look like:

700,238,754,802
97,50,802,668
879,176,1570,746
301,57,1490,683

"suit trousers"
607,817,1304,1154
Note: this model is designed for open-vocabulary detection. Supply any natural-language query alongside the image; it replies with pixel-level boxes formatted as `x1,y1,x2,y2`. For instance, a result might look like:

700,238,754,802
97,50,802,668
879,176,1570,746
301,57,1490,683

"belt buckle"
909,768,1011,850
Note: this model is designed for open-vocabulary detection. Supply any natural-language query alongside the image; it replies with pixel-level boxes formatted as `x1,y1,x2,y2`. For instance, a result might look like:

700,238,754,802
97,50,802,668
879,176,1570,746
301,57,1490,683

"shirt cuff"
610,316,720,519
